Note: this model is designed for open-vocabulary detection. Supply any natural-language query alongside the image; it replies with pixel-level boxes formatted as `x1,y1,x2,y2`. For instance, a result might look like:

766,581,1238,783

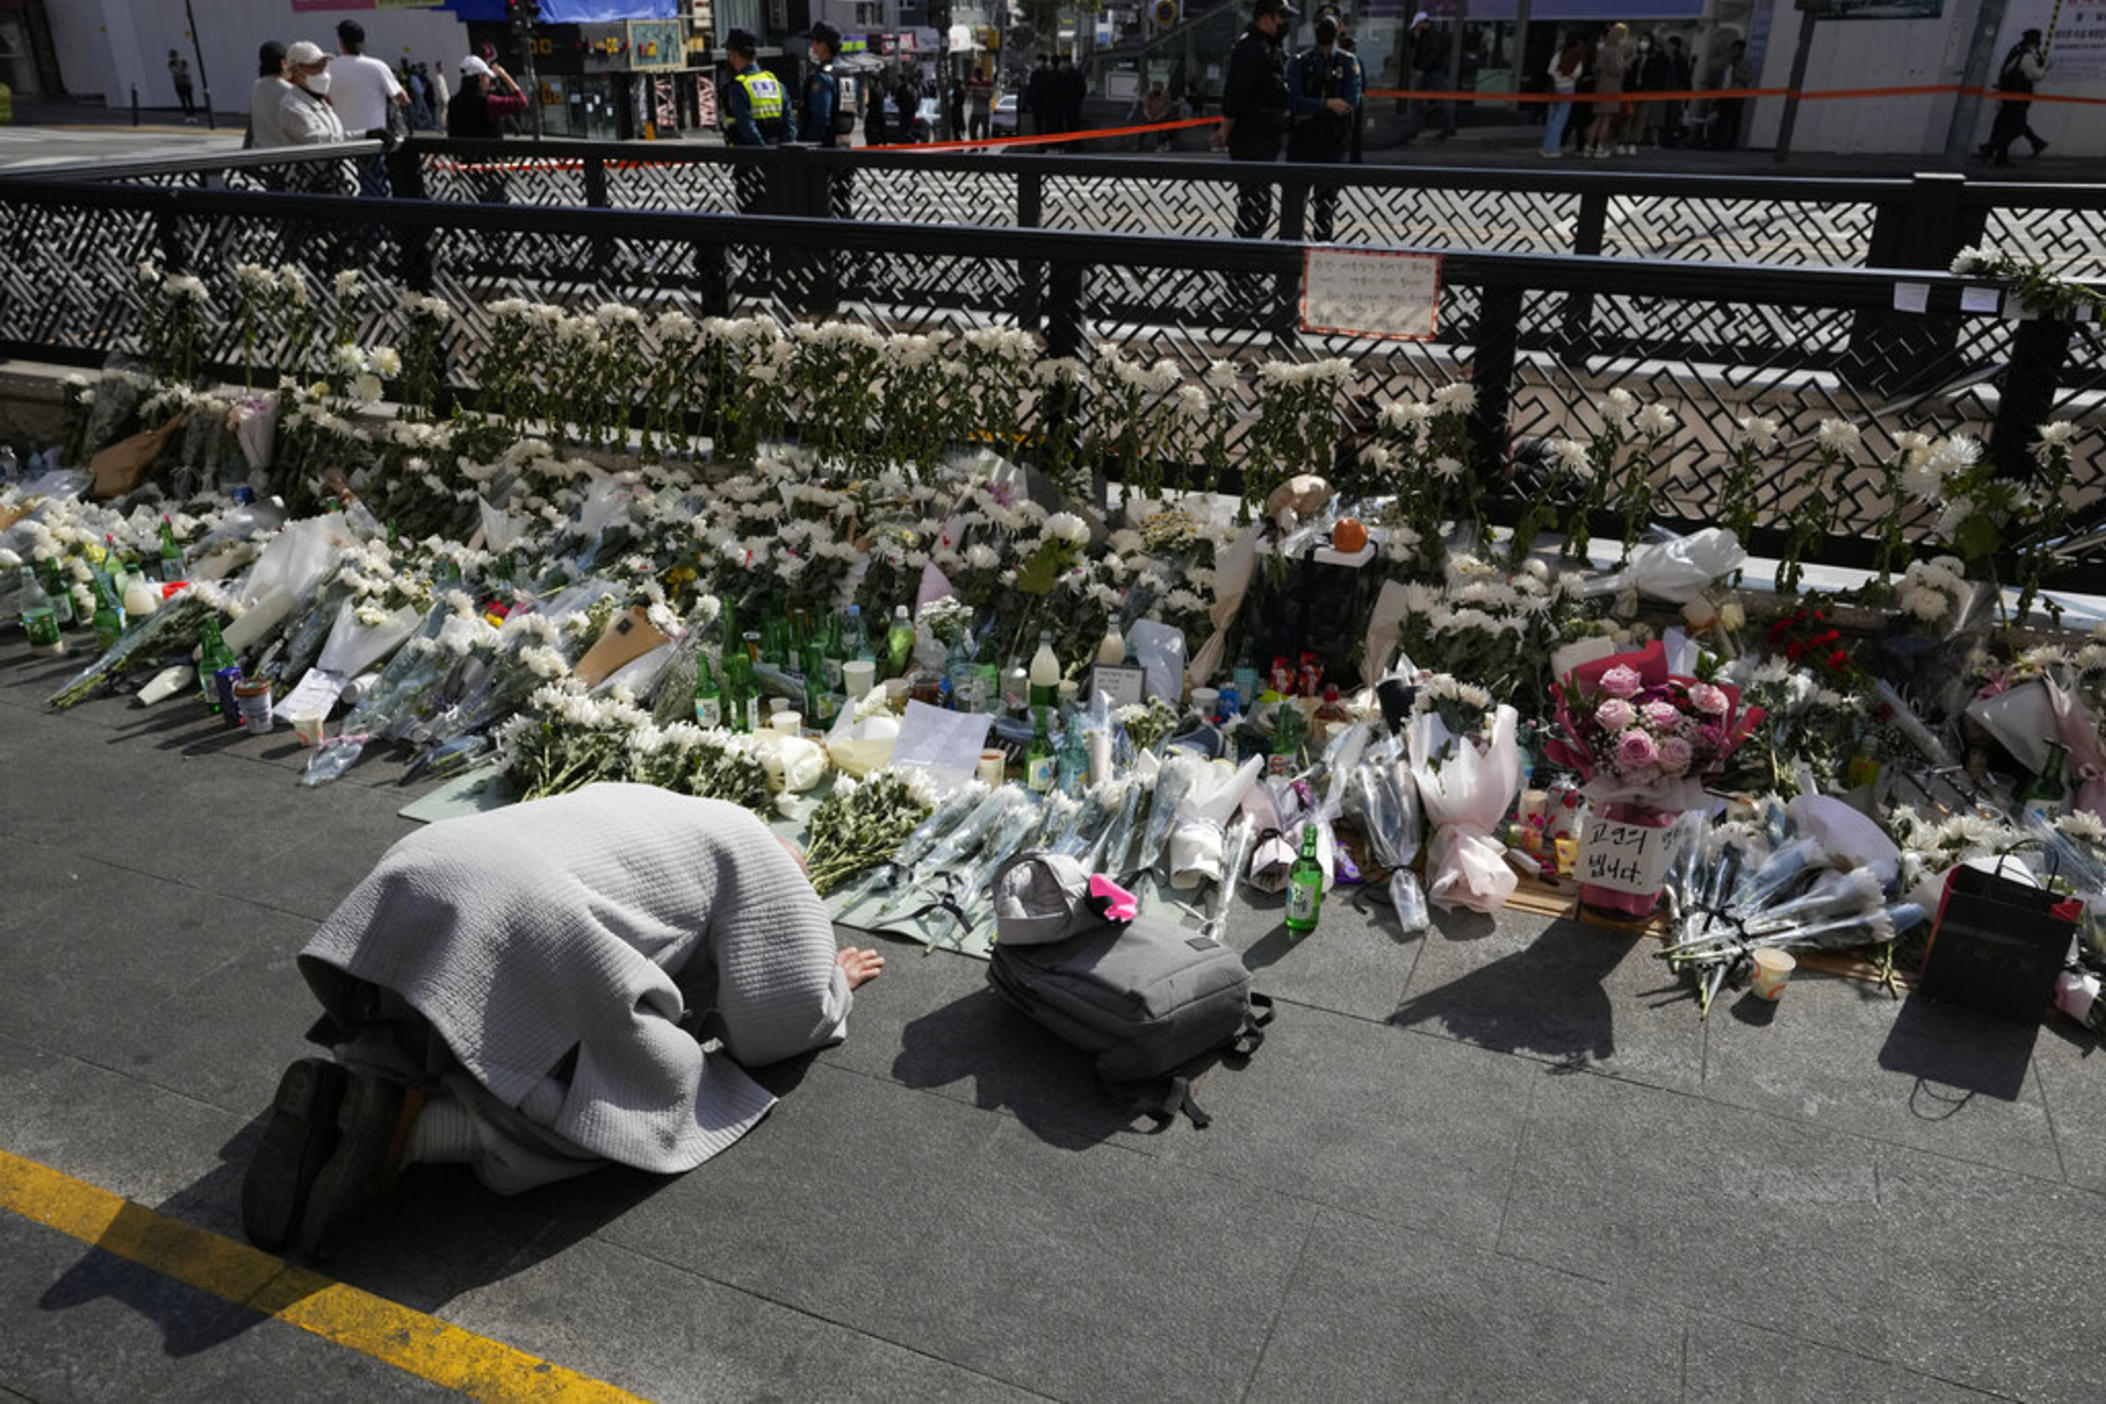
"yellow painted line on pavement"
0,1146,643,1402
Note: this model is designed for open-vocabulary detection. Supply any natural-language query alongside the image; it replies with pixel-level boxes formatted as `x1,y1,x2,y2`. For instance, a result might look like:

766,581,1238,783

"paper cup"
882,677,908,708
1191,687,1220,720
289,710,328,746
843,659,877,699
977,749,1006,789
1750,948,1796,1001
772,711,802,736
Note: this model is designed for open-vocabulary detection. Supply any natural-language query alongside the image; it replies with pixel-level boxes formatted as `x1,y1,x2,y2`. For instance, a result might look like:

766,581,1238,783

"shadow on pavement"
1389,919,1637,1065
34,1112,675,1356
1878,992,2039,1107
892,987,1141,1151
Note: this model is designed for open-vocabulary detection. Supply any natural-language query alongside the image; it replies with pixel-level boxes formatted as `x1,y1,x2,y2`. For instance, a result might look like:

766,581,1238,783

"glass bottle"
823,610,847,689
37,558,74,628
1313,684,1351,744
1029,628,1060,711
1284,823,1325,939
17,565,60,652
843,603,872,662
159,514,185,583
803,640,838,726
197,617,238,712
2019,740,2070,815
89,572,125,653
886,604,914,679
693,651,724,729
1026,704,1058,793
1057,699,1090,797
720,650,757,733
944,632,977,712
1269,697,1304,778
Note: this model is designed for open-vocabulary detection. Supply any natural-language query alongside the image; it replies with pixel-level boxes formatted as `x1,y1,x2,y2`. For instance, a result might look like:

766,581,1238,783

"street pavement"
2,626,2105,1401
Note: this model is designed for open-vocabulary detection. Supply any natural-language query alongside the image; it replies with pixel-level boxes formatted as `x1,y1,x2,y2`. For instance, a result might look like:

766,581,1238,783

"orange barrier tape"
865,116,1222,151
1365,82,2106,106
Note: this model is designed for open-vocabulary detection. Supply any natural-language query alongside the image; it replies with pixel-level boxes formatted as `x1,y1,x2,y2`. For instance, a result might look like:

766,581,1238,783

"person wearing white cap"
278,40,348,147
446,52,527,141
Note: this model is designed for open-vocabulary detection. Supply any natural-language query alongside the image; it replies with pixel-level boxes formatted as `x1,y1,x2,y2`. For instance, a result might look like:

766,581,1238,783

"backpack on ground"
986,853,1272,1128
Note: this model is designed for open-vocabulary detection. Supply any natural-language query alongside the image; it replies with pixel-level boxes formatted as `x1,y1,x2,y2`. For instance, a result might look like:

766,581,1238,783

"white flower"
1602,388,1638,425
369,346,403,377
1816,418,1861,458
163,274,208,302
1949,245,1993,275
1633,403,1677,438
351,374,384,405
1431,382,1477,416
333,343,367,375
1202,360,1238,393
1548,437,1592,478
966,543,1000,570
1043,511,1089,545
333,268,363,296
1432,456,1464,481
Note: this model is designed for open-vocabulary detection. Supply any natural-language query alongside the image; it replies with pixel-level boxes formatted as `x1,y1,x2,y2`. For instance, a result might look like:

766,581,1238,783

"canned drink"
215,666,245,725
235,677,275,736
1217,682,1241,718
1269,655,1295,695
1297,652,1324,698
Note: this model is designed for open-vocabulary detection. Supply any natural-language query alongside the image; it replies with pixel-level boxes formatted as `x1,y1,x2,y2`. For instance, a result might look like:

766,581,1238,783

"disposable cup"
772,711,803,736
1751,948,1796,1001
977,749,1006,788
843,659,877,699
883,677,909,707
290,710,328,746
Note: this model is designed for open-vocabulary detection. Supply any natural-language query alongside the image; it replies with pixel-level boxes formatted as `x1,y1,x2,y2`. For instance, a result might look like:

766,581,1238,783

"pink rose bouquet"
1546,641,1764,809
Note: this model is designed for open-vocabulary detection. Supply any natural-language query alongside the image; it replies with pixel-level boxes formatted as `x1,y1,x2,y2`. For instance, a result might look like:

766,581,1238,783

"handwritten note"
1301,248,1441,341
1960,286,2002,316
280,667,346,722
1576,814,1688,896
1891,282,1929,314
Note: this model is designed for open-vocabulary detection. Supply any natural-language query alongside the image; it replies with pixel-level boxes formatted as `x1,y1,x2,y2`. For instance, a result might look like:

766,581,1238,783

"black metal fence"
2,147,2102,584
76,137,2106,282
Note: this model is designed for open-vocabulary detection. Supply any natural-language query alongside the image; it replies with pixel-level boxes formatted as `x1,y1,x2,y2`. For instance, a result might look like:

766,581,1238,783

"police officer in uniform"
1221,0,1297,239
721,28,788,212
800,22,853,219
1286,11,1361,241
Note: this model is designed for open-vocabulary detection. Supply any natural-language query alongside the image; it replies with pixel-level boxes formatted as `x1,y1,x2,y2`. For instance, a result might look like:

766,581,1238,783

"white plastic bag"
1410,704,1523,914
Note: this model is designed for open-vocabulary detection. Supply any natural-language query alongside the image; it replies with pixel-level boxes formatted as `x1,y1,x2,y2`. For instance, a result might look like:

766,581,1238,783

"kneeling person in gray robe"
243,782,884,1256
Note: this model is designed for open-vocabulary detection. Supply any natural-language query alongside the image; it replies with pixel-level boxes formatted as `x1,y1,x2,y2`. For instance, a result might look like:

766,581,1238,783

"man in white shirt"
246,42,293,153
332,19,408,195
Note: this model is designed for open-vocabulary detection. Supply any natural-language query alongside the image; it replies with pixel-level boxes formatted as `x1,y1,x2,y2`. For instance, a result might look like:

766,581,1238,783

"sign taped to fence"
1576,814,1689,896
1300,248,1441,341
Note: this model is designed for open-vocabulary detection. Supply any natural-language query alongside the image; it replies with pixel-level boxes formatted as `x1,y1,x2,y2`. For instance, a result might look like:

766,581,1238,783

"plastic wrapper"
1573,527,1744,604
1409,704,1523,915
1166,756,1263,891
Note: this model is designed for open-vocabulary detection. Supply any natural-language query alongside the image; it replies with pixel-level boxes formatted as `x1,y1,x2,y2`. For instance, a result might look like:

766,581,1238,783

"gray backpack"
987,853,1272,1128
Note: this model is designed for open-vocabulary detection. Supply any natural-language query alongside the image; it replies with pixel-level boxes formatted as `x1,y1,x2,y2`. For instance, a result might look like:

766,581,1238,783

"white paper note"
1301,247,1441,341
1891,282,1929,314
1960,286,2002,315
280,667,347,720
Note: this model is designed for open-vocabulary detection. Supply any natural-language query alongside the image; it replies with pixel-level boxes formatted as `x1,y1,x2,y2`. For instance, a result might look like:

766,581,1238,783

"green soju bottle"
1026,704,1059,793
197,617,237,712
159,514,186,583
720,650,754,733
38,559,74,628
17,565,60,652
2019,740,2070,816
1284,823,1325,939
803,641,837,727
693,651,724,729
1269,698,1304,779
89,572,125,654
886,604,914,679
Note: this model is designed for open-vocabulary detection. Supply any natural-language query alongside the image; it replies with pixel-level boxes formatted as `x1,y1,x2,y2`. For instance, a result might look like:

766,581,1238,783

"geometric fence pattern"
7,156,2105,585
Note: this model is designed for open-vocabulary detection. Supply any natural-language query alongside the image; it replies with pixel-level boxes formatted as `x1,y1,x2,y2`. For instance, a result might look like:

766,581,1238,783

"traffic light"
509,0,542,40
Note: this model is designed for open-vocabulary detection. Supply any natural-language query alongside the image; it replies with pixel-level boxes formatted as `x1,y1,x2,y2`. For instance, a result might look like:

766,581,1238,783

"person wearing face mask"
279,40,347,146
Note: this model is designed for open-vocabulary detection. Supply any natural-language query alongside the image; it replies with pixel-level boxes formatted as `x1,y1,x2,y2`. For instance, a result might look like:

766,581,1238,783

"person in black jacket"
1222,0,1297,238
1025,55,1055,137
1056,54,1085,141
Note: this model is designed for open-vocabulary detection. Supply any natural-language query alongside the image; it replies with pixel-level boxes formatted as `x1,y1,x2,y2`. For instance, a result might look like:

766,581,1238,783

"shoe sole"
241,1059,348,1252
296,1073,410,1261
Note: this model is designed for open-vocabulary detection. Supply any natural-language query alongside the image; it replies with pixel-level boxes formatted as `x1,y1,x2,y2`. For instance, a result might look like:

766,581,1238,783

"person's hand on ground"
836,947,885,989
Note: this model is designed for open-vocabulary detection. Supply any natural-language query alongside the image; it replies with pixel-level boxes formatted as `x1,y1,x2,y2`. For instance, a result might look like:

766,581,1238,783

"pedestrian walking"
1710,40,1749,150
948,78,967,140
1540,32,1584,158
864,82,888,145
428,61,450,125
1221,0,1296,239
1582,23,1627,157
967,73,993,141
279,42,346,147
720,27,787,213
447,53,528,217
1286,13,1360,242
332,21,410,197
801,23,853,223
1143,82,1176,150
1982,28,2049,165
1630,34,1665,148
407,65,434,131
246,42,293,152
168,50,197,118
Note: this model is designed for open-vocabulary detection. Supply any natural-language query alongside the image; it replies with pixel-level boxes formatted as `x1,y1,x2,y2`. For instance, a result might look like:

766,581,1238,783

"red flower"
1827,649,1849,670
1785,641,1804,660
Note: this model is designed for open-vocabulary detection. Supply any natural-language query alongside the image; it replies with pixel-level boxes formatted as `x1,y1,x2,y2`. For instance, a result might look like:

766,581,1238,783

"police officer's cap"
807,22,841,49
726,27,759,55
1254,0,1300,17
1314,14,1338,41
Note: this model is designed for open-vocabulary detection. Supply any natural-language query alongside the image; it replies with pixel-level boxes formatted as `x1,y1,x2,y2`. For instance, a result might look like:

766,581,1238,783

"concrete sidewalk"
1,628,2103,1401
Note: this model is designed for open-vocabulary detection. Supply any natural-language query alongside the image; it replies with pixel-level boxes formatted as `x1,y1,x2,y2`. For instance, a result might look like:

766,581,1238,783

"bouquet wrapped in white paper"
1409,703,1522,915
1166,756,1264,891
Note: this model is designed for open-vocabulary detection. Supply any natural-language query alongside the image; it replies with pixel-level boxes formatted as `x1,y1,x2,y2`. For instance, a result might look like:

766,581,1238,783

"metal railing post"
1018,168,1045,332
1850,171,1971,396
1990,316,2073,481
1558,188,1608,364
1470,284,1523,475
